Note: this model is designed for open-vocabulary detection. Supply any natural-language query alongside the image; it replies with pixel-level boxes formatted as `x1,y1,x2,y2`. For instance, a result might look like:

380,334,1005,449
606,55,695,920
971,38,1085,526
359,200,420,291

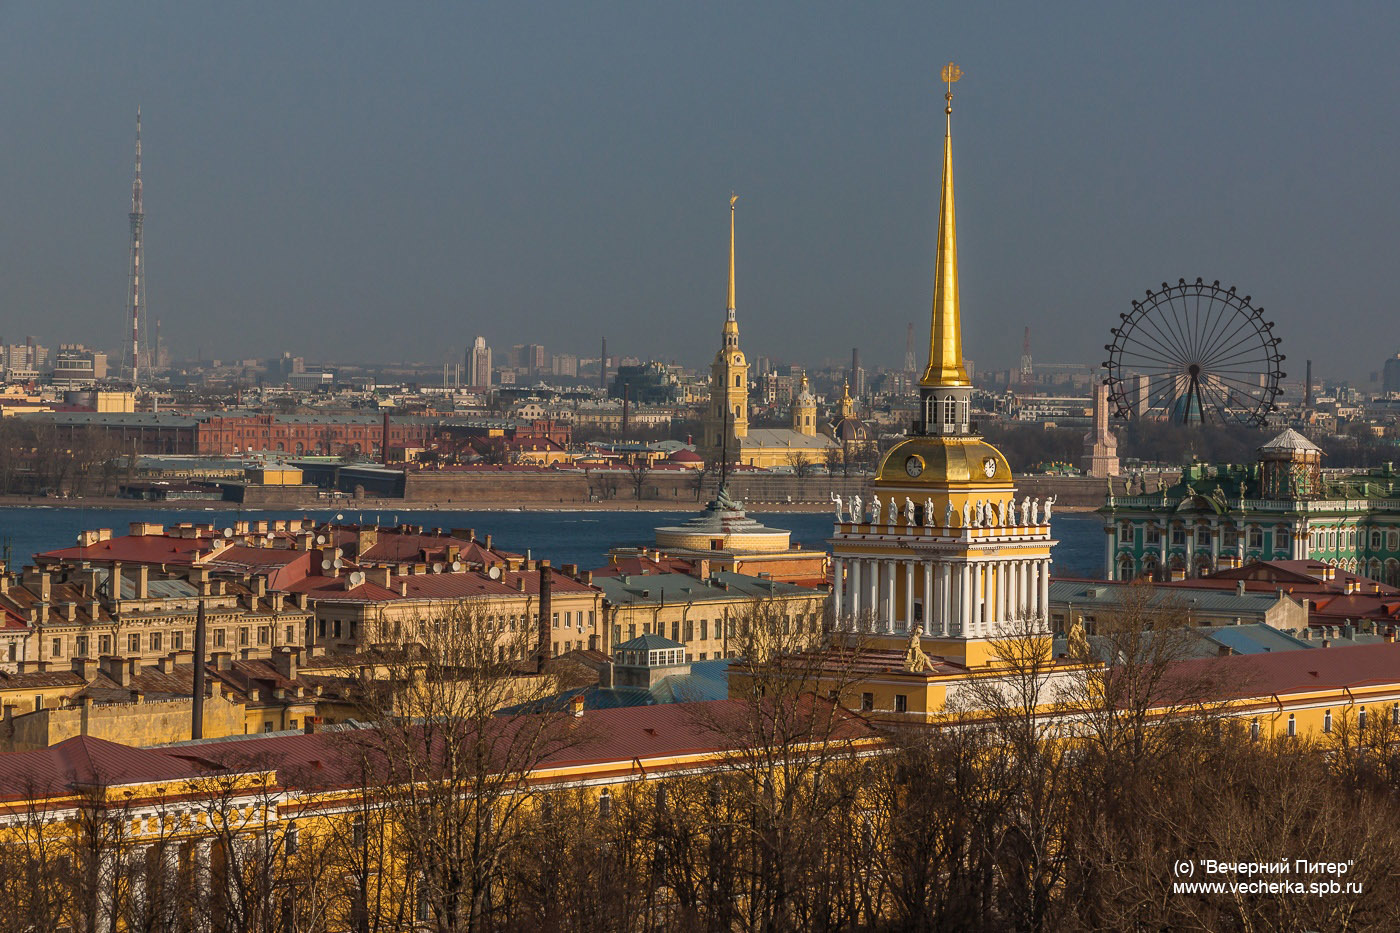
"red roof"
1169,641,1400,701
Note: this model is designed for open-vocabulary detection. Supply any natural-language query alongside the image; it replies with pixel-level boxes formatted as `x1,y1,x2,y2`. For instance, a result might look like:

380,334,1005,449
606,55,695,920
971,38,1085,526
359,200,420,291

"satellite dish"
488,565,502,580
333,558,344,569
222,527,233,538
451,561,462,572
321,559,332,570
335,513,344,521
349,571,365,586
432,562,443,574
315,535,326,545
265,532,275,541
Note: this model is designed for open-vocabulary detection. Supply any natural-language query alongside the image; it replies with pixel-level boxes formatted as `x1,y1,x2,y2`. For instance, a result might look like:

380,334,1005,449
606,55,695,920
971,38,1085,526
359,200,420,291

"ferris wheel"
1103,278,1284,427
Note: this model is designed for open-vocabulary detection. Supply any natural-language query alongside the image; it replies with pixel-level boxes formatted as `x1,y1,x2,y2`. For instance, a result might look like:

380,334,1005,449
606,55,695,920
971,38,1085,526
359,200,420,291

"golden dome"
874,435,1012,489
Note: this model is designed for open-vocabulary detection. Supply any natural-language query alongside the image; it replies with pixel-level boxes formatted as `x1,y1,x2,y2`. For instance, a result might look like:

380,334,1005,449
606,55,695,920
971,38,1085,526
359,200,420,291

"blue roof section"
593,571,817,607
613,633,684,652
497,660,731,714
1199,624,1311,655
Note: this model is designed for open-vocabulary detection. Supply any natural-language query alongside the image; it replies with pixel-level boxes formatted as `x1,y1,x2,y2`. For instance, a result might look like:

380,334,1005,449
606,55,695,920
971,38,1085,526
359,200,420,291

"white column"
868,559,879,629
194,839,212,933
996,563,1008,627
95,847,117,933
832,558,844,624
845,554,856,622
1105,526,1116,579
1021,560,1031,619
938,562,951,635
1028,560,1040,623
130,845,150,927
1039,559,1051,628
922,561,934,632
959,564,972,636
884,561,896,632
902,561,914,633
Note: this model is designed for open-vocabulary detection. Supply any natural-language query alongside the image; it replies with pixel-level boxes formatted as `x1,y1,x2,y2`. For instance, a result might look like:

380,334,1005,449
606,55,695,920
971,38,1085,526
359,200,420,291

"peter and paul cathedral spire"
708,193,749,457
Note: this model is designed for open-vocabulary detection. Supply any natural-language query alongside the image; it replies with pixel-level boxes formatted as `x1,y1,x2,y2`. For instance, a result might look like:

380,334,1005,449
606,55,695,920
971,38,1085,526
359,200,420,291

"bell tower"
705,194,749,458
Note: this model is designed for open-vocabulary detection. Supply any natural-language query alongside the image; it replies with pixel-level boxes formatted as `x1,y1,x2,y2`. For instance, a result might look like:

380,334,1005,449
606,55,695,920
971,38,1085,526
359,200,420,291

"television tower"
125,109,147,388
904,322,916,374
1017,325,1033,392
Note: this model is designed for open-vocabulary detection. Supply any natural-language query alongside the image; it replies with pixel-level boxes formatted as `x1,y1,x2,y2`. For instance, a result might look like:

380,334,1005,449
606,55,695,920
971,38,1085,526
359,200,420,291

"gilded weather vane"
941,61,962,114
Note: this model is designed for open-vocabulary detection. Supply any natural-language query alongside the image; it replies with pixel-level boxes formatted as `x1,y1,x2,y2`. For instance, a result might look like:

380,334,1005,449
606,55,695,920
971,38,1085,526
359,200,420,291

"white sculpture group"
832,491,1055,527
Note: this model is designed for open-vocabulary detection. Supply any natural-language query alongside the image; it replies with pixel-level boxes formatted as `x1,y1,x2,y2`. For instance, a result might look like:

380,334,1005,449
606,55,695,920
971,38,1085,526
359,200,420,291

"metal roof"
1050,580,1289,616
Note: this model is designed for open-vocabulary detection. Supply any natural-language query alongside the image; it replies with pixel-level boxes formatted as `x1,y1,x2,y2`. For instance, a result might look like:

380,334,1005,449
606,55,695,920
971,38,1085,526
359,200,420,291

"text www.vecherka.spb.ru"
1171,859,1362,896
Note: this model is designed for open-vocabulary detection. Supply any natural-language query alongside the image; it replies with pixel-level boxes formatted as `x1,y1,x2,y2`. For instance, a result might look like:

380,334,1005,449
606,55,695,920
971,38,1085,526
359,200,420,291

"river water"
0,506,1105,578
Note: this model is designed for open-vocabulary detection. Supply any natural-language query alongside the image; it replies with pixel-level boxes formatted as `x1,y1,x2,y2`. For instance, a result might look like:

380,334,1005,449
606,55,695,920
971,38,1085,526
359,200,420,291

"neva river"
0,507,1105,578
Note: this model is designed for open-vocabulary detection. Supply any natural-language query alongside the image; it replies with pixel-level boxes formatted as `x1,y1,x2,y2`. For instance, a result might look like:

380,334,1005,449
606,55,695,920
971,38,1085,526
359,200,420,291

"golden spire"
725,193,738,325
921,62,970,388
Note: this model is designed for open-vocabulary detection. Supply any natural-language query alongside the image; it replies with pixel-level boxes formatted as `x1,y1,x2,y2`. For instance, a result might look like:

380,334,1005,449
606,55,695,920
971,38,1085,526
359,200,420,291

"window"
700,619,709,641
285,625,295,643
552,613,559,629
943,396,955,424
318,620,327,637
263,721,275,733
150,632,162,652
672,620,680,641
6,644,14,662
99,635,111,654
1359,706,1367,730
1196,528,1210,547
51,638,62,658
174,631,184,651
1324,710,1333,733
599,788,613,820
1392,703,1398,726
258,627,269,645
1250,718,1260,740
76,636,88,658
215,629,226,647
1249,527,1263,548
33,695,43,712
1287,714,1296,737
860,692,874,712
894,694,908,713
353,816,366,847
129,634,141,653
239,627,249,647
1146,526,1161,545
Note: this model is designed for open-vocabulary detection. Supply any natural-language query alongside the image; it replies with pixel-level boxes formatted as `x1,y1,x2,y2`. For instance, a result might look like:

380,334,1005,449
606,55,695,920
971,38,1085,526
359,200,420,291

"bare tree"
627,459,651,501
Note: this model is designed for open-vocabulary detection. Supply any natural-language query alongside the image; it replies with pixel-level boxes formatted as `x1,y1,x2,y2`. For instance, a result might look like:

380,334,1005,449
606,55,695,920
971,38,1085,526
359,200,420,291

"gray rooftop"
1050,580,1291,616
593,571,816,607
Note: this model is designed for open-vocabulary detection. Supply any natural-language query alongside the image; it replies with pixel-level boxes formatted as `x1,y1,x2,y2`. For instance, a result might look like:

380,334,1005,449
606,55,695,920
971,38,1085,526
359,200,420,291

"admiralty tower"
828,65,1056,668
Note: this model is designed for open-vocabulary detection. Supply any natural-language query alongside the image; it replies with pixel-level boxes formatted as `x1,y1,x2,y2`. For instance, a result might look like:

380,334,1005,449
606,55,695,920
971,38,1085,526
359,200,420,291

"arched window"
1250,717,1260,740
958,399,969,424
1372,530,1382,550
1287,714,1296,737
1359,706,1368,730
1323,710,1333,733
735,375,741,387
943,396,955,424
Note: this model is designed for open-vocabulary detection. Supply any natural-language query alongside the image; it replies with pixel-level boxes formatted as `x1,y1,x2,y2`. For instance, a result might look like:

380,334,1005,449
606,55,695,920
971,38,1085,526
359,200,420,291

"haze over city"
1,3,1397,375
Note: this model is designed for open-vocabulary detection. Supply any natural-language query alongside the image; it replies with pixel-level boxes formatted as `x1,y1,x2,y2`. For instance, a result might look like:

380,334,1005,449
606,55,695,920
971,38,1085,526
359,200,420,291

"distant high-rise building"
600,336,608,388
1383,353,1400,395
123,109,149,388
466,336,493,389
551,354,578,377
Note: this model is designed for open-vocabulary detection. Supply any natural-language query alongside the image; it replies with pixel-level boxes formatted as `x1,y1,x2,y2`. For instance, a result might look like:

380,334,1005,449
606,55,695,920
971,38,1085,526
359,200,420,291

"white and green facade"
1100,429,1400,586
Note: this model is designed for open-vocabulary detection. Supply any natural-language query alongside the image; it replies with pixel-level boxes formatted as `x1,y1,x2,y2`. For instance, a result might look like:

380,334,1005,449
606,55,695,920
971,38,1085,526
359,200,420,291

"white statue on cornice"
870,496,881,525
904,496,916,525
831,492,843,520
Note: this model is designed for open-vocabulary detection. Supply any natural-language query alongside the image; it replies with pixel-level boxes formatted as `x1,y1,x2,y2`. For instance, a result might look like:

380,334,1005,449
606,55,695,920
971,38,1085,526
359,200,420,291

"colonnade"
94,834,241,933
832,555,1050,637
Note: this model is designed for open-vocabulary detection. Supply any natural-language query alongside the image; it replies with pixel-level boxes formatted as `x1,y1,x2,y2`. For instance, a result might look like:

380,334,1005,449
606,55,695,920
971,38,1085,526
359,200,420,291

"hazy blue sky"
1,3,1397,378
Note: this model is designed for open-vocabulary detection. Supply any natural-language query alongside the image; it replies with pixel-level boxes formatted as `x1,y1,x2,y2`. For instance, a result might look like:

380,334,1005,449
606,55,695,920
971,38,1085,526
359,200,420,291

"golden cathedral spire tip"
726,193,738,316
921,62,970,388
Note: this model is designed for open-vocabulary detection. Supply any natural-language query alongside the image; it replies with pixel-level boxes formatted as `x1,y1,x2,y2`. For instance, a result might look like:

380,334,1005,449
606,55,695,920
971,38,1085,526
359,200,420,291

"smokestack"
1305,359,1313,408
536,560,553,672
851,347,860,396
382,411,391,465
600,336,608,389
192,598,207,740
